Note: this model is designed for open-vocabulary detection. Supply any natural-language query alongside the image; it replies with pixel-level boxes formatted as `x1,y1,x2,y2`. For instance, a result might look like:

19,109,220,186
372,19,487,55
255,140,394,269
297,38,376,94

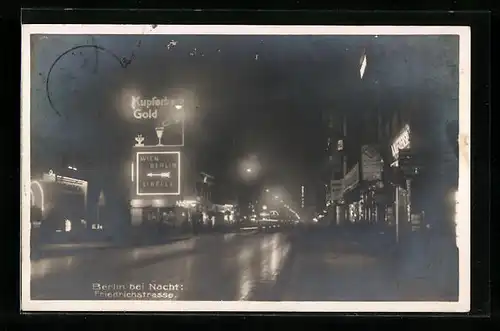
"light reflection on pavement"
30,228,457,302
30,237,199,280
31,232,292,301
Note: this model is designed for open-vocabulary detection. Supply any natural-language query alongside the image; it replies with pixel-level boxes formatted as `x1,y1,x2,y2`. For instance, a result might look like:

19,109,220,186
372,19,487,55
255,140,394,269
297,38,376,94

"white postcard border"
20,24,471,313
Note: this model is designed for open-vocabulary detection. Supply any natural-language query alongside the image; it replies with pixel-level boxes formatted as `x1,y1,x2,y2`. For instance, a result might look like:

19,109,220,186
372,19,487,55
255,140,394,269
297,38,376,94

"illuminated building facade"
196,172,215,203
126,89,211,228
366,37,459,243
30,169,89,243
321,111,345,224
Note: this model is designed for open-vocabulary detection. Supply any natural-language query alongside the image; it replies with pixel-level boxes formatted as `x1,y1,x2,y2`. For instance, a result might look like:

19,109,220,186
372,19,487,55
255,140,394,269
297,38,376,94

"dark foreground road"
30,227,458,302
278,227,458,302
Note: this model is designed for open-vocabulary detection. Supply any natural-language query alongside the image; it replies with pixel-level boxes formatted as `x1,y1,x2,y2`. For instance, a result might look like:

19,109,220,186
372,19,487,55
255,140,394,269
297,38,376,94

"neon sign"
43,170,88,189
31,181,45,213
343,163,360,192
391,124,411,162
130,96,185,146
131,96,184,122
131,96,169,120
136,151,181,196
301,185,305,208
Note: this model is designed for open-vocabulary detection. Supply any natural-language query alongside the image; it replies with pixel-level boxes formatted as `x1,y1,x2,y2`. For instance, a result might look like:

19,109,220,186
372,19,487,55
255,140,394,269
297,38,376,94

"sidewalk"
392,233,459,301
30,234,196,261
277,228,458,302
29,229,261,280
278,228,401,301
32,224,260,259
29,236,199,281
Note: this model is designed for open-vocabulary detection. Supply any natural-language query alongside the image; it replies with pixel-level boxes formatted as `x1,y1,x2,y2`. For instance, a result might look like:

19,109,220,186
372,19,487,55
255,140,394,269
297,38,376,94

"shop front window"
358,201,364,220
349,204,356,222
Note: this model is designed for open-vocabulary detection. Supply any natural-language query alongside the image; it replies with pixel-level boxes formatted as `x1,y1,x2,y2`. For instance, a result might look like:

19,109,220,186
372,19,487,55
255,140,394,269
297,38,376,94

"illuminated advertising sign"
391,124,411,166
130,96,185,146
31,171,89,220
301,185,305,208
131,96,170,119
342,163,360,193
330,179,342,201
337,139,344,151
136,151,181,196
361,145,383,181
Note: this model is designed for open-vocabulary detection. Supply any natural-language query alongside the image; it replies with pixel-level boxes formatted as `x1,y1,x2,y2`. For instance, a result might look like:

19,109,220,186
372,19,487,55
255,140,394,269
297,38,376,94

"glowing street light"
262,205,267,211
265,188,270,192
174,97,185,110
360,51,367,79
238,155,261,182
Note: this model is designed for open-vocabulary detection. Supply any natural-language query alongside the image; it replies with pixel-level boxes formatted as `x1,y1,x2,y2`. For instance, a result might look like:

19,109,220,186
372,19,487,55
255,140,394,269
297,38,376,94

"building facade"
330,36,459,242
321,110,344,224
364,36,459,243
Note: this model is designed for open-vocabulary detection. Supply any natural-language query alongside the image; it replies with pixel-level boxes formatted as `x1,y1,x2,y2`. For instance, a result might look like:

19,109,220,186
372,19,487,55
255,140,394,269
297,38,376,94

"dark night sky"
30,34,459,203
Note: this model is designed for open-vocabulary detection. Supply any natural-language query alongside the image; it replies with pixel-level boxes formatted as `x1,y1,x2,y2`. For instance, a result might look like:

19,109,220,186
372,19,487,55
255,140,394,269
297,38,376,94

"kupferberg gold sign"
131,96,170,120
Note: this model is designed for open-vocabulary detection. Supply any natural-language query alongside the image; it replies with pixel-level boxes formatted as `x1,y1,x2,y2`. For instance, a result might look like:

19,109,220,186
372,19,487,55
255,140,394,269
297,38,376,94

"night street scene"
25,27,466,308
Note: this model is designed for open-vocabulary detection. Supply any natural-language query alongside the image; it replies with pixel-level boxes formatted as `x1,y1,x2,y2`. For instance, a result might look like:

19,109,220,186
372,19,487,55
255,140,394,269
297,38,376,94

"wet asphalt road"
30,227,457,302
31,231,294,301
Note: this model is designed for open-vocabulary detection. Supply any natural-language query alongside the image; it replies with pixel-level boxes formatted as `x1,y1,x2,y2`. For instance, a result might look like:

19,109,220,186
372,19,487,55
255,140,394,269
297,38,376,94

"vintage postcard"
21,24,471,312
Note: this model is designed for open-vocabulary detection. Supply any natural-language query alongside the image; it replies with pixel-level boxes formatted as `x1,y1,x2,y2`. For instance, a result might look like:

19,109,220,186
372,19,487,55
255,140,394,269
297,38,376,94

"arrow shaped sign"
147,172,171,178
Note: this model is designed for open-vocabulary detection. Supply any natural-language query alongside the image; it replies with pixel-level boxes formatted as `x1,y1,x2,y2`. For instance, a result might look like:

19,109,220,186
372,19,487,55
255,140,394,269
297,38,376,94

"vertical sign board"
398,149,414,176
301,185,305,208
361,145,383,181
136,151,181,196
330,153,342,174
391,124,411,167
330,180,343,201
343,163,360,193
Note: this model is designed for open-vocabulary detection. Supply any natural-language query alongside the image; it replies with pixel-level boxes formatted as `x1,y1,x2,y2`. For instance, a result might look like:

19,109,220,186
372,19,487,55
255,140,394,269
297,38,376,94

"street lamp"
262,205,267,211
360,50,367,79
238,154,261,182
174,97,185,110
265,188,270,192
